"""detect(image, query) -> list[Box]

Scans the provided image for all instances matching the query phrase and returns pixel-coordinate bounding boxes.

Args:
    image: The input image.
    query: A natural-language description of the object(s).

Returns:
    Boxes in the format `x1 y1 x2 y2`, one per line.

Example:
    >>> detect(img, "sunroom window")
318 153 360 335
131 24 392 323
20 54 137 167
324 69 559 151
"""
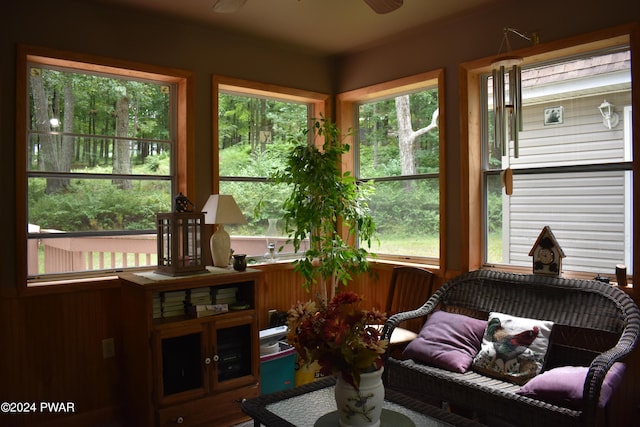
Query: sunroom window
338 70 443 265
20 47 189 283
214 77 327 262
483 46 633 275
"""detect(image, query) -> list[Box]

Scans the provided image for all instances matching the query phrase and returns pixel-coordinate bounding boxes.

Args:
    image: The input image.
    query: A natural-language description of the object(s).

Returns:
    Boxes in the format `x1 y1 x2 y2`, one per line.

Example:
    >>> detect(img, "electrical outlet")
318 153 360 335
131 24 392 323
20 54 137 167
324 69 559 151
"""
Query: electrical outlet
102 338 115 359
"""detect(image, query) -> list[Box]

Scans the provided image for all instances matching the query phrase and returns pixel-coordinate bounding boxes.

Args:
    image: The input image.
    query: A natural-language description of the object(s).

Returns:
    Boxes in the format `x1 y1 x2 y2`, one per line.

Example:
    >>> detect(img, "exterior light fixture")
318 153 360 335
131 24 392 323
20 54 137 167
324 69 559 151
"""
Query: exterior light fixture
598 100 619 129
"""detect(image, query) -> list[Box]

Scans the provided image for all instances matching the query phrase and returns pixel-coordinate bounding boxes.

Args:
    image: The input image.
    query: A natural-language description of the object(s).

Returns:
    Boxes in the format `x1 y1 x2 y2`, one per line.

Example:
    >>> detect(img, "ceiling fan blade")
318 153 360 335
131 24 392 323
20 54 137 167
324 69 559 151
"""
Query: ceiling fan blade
363 0 403 14
212 0 248 13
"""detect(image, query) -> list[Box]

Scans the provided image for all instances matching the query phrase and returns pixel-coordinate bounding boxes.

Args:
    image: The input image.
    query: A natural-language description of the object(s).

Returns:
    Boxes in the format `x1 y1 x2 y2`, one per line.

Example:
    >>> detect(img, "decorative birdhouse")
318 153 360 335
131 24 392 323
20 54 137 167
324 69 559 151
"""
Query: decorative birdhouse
156 197 207 276
528 226 565 277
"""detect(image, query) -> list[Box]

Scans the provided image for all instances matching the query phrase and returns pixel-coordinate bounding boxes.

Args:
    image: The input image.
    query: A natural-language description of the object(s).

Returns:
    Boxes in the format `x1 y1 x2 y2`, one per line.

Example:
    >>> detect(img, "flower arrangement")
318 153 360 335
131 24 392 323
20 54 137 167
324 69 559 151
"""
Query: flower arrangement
286 291 388 390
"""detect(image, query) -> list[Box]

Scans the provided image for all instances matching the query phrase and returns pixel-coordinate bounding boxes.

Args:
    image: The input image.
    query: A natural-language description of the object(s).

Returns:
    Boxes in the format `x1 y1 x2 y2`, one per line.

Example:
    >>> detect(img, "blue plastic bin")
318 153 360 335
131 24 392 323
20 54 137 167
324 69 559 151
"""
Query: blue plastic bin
260 342 296 394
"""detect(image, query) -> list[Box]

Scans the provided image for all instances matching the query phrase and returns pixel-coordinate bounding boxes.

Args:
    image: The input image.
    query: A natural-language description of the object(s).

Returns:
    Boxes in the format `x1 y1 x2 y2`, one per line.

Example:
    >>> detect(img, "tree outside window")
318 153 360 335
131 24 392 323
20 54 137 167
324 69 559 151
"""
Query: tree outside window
339 70 443 264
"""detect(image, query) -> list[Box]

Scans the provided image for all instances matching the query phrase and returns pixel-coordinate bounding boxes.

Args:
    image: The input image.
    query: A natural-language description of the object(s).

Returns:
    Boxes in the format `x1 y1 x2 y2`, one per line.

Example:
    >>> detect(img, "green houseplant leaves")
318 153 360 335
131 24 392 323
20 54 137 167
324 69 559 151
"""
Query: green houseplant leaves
268 116 377 300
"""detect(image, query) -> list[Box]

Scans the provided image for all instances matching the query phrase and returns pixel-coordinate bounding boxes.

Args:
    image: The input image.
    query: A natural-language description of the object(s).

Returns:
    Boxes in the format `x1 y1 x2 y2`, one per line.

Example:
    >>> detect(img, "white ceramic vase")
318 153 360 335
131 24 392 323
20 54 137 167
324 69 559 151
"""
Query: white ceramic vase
334 367 384 427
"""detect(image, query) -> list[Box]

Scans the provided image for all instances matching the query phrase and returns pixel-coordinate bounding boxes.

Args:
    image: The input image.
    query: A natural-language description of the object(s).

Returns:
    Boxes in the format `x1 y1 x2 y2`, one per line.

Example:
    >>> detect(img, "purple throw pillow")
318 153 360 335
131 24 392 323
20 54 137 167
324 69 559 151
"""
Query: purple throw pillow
516 362 626 409
403 310 487 373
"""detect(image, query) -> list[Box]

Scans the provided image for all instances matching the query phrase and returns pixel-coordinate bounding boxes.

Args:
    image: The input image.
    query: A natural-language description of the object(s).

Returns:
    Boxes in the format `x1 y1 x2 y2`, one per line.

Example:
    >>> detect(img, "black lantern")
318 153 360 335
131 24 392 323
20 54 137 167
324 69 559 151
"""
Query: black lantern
156 197 207 276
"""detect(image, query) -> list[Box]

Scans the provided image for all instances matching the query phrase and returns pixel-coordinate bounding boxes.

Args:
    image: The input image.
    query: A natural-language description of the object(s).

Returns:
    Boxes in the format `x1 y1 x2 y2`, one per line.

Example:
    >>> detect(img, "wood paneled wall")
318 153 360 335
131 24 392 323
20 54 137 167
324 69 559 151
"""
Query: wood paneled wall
0 264 414 426
0 285 124 427
2 265 639 426
255 263 399 330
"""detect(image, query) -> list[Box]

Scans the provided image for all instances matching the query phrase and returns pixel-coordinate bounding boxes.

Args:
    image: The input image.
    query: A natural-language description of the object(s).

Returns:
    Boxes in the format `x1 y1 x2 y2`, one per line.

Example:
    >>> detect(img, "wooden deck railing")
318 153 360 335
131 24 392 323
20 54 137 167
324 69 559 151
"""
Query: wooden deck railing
33 234 158 274
29 230 306 275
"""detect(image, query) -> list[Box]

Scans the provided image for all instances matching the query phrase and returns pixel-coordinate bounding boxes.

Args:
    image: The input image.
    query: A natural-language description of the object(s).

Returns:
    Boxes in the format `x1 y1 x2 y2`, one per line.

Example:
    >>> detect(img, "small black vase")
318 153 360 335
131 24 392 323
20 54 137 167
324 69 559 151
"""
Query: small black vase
232 254 247 271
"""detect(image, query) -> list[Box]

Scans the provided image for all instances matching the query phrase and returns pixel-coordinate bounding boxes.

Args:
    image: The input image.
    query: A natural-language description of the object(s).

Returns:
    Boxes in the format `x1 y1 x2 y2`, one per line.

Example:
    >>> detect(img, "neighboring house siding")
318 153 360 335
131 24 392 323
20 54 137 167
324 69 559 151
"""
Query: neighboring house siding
503 90 632 274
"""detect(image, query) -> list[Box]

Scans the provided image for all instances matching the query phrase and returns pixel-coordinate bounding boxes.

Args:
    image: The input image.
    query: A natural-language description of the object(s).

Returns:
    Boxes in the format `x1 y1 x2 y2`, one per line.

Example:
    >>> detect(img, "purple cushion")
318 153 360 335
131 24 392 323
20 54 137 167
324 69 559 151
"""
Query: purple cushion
403 310 487 373
516 363 626 409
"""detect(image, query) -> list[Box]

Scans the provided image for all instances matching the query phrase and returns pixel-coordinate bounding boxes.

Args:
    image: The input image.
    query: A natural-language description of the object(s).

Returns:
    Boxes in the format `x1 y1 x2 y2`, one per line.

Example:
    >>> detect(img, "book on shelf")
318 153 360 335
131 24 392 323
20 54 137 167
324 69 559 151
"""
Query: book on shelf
152 294 163 318
163 305 185 314
190 296 211 305
213 287 237 296
213 295 237 304
189 288 212 307
162 291 186 302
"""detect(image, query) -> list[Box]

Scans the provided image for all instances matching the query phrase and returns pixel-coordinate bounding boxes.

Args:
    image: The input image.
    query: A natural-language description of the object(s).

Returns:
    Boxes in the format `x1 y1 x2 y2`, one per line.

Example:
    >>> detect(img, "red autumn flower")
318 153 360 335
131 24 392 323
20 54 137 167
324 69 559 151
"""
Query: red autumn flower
287 291 388 390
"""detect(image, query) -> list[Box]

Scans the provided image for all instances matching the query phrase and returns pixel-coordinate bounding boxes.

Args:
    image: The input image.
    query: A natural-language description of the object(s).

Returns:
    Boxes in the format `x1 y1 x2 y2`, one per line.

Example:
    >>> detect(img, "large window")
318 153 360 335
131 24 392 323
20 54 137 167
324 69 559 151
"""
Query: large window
213 76 328 261
18 46 191 284
338 70 444 265
464 28 636 280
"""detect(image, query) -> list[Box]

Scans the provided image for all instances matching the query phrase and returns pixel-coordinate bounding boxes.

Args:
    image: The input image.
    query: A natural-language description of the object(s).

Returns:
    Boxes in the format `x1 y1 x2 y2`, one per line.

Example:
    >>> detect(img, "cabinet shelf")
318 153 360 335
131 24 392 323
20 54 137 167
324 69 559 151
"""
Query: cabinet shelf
153 308 255 327
121 268 261 427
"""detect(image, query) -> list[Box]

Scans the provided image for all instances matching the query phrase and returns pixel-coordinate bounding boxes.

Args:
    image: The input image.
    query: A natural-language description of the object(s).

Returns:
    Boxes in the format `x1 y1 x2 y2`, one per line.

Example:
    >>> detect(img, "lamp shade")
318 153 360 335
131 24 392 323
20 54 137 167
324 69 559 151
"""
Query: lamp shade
202 195 247 267
202 194 247 225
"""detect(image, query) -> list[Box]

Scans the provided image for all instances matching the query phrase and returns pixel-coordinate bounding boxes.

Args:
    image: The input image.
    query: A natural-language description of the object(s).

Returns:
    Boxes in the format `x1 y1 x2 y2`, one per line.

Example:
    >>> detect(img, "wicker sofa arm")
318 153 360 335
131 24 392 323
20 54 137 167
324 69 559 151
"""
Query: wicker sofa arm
583 301 640 416
381 290 442 343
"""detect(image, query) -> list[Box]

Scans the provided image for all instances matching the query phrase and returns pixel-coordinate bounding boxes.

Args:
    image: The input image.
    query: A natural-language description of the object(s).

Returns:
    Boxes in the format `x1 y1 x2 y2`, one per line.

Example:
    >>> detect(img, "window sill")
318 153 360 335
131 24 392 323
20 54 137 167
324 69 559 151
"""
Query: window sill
19 273 124 297
481 264 633 292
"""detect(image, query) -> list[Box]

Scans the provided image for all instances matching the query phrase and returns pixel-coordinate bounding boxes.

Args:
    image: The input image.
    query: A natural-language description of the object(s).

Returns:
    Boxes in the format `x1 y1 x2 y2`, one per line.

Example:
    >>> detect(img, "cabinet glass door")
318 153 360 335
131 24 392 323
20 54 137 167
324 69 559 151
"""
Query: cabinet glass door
216 323 252 382
162 333 203 395
154 325 206 403
212 313 257 389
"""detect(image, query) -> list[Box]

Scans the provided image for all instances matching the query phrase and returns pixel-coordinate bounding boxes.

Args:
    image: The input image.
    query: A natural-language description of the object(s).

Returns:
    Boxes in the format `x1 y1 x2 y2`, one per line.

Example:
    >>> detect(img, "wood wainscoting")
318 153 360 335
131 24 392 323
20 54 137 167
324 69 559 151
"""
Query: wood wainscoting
2 264 639 426
254 262 398 331
0 284 124 427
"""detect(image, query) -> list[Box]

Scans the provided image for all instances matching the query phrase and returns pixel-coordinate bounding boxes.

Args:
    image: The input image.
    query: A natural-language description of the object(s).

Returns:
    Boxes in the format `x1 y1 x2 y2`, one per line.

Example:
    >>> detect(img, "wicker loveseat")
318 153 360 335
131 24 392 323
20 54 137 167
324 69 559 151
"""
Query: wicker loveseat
381 270 640 427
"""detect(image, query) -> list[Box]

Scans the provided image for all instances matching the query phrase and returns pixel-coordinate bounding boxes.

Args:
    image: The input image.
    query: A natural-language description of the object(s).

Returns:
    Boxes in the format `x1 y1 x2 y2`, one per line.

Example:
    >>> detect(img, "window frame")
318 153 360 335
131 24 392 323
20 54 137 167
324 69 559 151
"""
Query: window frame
15 45 194 292
461 24 639 290
212 75 330 263
337 69 446 270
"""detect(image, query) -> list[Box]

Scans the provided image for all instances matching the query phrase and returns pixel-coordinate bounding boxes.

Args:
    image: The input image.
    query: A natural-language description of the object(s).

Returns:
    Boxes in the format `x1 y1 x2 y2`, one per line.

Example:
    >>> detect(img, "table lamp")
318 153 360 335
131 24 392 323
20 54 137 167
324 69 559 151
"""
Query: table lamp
203 194 247 267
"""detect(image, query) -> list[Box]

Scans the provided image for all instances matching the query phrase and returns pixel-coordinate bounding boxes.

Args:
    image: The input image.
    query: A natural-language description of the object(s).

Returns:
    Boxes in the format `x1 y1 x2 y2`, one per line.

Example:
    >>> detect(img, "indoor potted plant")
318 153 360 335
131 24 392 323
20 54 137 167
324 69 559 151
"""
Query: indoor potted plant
287 291 388 426
269 116 377 302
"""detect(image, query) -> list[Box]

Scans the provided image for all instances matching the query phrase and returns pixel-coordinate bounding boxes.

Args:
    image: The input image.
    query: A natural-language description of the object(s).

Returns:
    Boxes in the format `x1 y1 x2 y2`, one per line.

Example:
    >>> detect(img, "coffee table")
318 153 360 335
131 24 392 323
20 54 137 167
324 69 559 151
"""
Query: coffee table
241 376 484 427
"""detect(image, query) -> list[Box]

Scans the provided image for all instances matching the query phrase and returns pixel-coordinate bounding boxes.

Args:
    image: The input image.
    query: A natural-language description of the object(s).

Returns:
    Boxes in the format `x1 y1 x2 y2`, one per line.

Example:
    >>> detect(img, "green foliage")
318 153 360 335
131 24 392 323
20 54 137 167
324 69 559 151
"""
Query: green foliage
143 152 170 174
28 158 171 232
268 117 377 297
369 180 439 235
219 88 441 257
486 183 503 233
218 92 307 151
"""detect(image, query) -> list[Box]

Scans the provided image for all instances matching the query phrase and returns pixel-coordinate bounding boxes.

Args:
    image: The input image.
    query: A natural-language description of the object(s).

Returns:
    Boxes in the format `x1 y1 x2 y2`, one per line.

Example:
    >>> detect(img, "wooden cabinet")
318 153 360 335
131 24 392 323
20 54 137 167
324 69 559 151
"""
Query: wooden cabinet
120 268 261 427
